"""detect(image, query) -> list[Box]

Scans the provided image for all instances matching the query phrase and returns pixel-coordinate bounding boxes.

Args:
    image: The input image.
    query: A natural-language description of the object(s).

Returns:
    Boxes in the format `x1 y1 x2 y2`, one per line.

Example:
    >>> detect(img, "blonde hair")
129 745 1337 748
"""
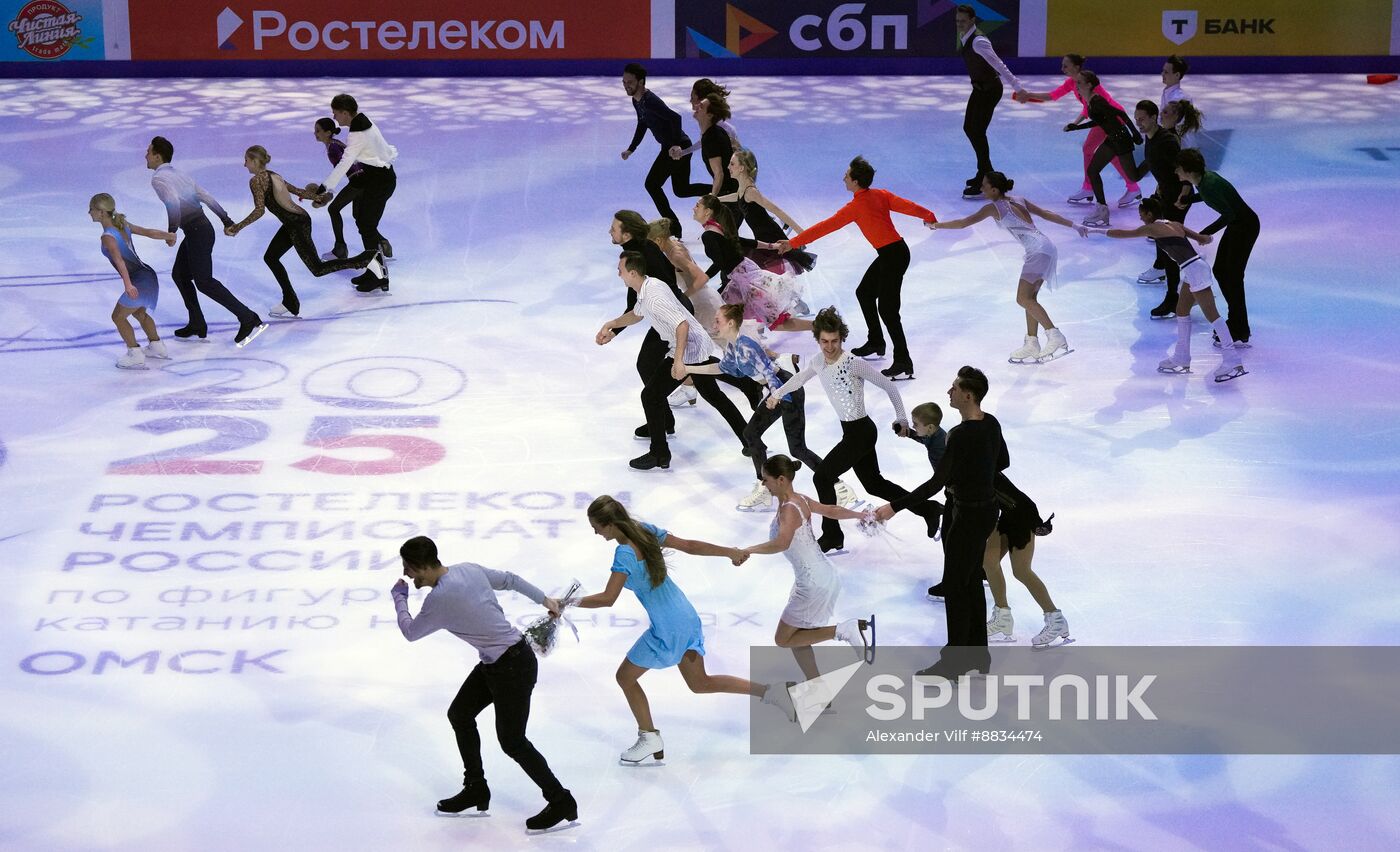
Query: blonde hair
733 148 758 181
587 495 669 588
89 193 128 232
244 145 270 167
646 218 675 243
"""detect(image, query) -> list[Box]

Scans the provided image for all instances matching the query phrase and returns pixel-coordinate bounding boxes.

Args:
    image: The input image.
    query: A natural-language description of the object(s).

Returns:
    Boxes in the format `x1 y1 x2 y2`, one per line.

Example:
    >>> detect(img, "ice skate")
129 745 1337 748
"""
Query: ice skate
926 582 945 602
1008 335 1040 364
1031 610 1074 649
234 321 268 348
835 614 876 664
761 681 797 723
1066 188 1094 204
1037 328 1072 363
268 303 300 319
833 479 858 508
1137 265 1166 284
987 606 1016 642
142 340 171 361
880 362 914 381
321 242 347 261
1081 204 1110 228
115 348 147 370
736 480 774 512
1214 361 1248 383
850 341 885 360
525 791 579 834
667 384 697 407
1149 297 1177 319
1157 349 1191 374
379 237 394 259
1213 333 1252 349
1117 188 1142 208
619 729 664 765
436 782 490 816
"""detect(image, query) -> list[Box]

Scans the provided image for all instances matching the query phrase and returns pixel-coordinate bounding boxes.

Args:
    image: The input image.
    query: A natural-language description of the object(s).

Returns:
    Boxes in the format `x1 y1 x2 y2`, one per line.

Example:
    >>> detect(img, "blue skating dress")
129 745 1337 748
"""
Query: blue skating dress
103 225 159 310
613 524 706 668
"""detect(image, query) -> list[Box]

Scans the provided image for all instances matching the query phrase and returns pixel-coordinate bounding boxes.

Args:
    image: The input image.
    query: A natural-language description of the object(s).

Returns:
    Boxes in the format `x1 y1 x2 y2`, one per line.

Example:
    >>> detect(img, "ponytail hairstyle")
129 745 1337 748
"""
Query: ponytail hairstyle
1170 99 1204 135
646 218 676 243
587 495 669 589
1078 69 1101 91
1063 53 1086 71
983 171 1014 195
244 145 270 168
733 147 759 182
1140 196 1165 220
89 192 129 232
761 454 803 482
700 194 739 252
315 117 340 135
692 77 730 100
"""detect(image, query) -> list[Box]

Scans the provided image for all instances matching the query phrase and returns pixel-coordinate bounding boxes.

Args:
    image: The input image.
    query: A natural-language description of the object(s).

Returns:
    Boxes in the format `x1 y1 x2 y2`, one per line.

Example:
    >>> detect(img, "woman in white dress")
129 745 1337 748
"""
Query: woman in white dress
928 172 1087 364
738 455 875 681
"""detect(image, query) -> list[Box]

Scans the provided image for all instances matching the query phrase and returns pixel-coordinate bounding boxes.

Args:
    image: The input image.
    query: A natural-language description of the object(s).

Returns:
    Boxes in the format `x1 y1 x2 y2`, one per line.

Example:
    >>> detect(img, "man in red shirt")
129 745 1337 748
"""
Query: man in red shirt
776 156 936 380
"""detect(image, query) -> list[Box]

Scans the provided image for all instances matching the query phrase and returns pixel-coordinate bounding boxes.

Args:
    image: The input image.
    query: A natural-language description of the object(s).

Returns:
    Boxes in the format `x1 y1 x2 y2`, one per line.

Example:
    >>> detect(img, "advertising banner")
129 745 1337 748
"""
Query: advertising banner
126 0 652 61
673 0 1019 60
1045 0 1394 57
2 0 105 61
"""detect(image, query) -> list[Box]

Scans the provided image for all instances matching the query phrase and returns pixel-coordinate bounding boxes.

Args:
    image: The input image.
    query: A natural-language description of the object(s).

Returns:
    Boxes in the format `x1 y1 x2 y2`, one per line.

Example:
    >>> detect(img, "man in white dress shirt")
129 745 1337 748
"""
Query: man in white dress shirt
314 93 396 293
955 4 1026 199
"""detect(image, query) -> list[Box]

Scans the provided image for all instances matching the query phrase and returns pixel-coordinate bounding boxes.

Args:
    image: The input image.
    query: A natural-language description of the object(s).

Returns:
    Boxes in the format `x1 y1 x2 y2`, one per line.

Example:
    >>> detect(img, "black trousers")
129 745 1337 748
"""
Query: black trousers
644 143 710 236
349 165 396 253
1152 196 1190 301
856 239 913 365
937 500 999 672
264 214 375 315
964 80 1003 179
328 183 377 249
172 216 257 328
448 639 567 802
814 416 932 545
1213 214 1259 342
743 370 823 479
641 355 748 458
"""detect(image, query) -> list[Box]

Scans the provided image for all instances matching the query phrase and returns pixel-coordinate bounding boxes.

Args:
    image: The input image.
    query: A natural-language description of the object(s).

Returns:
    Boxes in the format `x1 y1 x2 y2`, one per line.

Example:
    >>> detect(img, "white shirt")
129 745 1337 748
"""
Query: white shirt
962 28 1023 92
150 163 231 231
321 114 398 192
631 277 716 364
1160 82 1187 111
772 351 909 425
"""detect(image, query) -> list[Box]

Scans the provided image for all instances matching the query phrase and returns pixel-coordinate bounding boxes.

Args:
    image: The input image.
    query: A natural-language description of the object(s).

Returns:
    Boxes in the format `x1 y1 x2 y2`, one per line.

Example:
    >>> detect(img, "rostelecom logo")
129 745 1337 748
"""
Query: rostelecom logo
217 6 244 50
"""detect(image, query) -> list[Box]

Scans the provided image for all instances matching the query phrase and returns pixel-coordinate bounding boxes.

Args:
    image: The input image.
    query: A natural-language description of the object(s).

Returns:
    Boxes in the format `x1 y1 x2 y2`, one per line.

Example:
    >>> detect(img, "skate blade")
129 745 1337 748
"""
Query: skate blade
822 547 850 557
886 374 915 381
1213 368 1248 383
926 596 945 604
525 819 581 836
1157 366 1191 374
116 363 150 371
1008 356 1039 364
618 758 666 767
1036 348 1074 363
174 336 212 343
1148 313 1177 319
435 810 491 819
235 324 268 348
1031 636 1076 651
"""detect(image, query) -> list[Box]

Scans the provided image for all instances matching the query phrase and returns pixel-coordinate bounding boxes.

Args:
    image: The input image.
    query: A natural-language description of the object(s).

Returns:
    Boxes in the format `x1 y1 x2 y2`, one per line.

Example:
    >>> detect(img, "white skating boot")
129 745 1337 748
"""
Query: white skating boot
761 681 797 723
667 384 697 407
269 303 300 319
1031 610 1073 649
619 729 664 764
143 340 171 361
1038 328 1072 362
115 348 147 370
834 615 876 664
1137 265 1166 284
1081 204 1110 228
1214 354 1248 383
1157 348 1191 374
1008 335 1041 364
833 479 858 507
1117 188 1142 208
1066 188 1094 204
987 606 1015 642
736 480 774 512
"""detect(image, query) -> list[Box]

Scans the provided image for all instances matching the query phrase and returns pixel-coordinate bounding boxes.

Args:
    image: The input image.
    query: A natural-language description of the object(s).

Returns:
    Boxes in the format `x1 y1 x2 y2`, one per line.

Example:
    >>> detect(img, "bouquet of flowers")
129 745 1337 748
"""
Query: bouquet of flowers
523 579 583 658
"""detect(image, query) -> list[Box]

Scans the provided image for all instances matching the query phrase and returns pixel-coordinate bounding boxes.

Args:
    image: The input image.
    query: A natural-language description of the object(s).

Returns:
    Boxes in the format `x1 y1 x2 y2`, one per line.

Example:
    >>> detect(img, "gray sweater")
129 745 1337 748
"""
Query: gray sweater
394 562 548 663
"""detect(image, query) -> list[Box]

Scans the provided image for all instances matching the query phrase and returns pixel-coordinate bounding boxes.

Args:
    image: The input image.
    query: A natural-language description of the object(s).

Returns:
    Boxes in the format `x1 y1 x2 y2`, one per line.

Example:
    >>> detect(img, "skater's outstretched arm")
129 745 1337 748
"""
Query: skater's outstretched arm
665 534 746 565
745 186 804 233
576 572 628 609
740 502 802 556
1102 221 1176 240
803 494 867 521
1183 225 1211 244
850 358 909 426
768 361 819 407
596 311 644 344
929 205 994 230
125 223 176 244
1024 199 1087 234
227 173 270 236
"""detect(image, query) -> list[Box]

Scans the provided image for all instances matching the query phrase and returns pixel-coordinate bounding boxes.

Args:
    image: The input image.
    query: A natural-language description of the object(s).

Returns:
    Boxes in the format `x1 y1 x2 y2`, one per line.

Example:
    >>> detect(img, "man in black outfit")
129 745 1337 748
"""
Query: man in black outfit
620 62 709 237
1129 100 1187 318
955 5 1025 198
876 366 1007 679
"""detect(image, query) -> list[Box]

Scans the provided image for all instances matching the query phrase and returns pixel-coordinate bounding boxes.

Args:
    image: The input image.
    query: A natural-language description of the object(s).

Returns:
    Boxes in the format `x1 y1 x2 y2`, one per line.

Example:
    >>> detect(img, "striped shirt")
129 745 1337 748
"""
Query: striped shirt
150 163 232 232
393 562 548 663
631 277 717 364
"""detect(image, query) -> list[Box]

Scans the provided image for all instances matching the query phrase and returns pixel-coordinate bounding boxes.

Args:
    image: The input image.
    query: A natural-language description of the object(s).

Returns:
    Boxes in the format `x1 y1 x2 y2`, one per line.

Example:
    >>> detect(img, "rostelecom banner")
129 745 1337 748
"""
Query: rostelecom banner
1046 0 1393 56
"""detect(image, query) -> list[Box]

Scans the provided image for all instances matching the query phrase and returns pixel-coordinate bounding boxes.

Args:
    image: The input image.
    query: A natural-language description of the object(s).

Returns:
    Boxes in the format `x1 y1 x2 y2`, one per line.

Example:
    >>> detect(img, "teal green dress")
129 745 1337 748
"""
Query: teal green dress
613 523 706 668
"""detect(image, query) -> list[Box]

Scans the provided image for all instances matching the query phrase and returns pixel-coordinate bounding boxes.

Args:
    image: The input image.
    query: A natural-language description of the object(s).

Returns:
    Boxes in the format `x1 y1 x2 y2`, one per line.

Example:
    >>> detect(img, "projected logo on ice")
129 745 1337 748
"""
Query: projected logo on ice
7 0 89 59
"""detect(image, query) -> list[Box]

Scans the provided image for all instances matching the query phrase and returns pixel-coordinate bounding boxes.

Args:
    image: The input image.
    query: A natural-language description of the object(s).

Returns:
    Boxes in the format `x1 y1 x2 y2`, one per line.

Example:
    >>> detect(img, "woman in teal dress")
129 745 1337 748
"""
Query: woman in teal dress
577 495 794 764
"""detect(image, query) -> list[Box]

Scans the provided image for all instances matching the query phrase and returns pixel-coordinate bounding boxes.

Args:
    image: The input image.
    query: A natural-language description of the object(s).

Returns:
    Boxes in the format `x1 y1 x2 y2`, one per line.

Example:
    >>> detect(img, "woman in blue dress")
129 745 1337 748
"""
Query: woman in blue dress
576 495 794 763
88 193 175 370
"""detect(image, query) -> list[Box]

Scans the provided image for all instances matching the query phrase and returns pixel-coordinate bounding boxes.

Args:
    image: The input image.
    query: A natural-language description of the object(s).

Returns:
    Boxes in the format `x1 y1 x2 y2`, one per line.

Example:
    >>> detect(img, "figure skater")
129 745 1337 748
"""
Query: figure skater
312 116 391 261
1096 197 1246 382
775 157 938 380
1176 147 1259 347
620 63 709 238
89 193 175 370
576 496 794 760
225 146 386 316
1062 73 1143 228
928 172 1086 364
982 475 1069 647
694 195 810 334
1015 54 1142 207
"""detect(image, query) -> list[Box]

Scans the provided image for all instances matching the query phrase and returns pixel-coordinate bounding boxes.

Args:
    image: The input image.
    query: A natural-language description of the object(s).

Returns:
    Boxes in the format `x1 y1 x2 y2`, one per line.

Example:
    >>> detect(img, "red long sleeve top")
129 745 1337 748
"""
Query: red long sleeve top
789 187 937 250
